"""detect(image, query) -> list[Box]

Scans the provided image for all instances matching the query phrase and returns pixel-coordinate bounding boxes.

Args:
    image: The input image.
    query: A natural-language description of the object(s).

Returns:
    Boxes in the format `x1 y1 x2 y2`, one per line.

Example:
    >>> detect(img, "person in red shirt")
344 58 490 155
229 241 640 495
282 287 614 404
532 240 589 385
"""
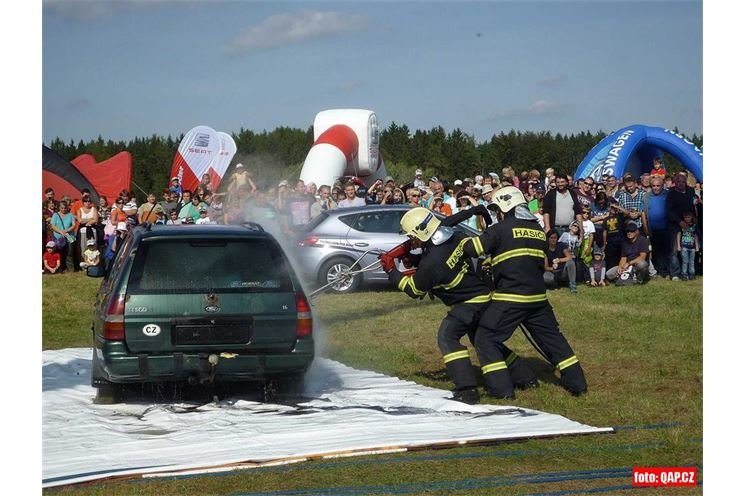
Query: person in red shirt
650 158 667 177
43 241 61 274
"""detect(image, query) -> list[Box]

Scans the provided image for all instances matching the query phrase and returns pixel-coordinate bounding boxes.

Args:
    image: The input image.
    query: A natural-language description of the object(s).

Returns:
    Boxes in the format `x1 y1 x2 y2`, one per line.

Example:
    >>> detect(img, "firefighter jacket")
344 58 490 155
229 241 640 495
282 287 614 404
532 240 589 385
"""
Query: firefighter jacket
388 231 492 307
479 215 549 304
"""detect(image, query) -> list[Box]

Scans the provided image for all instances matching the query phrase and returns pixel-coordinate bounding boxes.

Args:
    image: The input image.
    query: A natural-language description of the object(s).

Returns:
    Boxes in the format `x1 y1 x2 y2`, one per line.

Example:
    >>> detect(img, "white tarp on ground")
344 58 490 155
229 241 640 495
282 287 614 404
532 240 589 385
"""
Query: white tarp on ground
43 348 612 488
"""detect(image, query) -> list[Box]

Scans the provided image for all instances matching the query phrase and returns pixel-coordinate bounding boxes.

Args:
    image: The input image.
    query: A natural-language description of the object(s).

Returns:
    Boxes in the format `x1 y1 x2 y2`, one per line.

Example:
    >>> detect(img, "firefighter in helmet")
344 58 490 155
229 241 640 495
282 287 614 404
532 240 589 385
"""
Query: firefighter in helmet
380 207 537 404
473 186 588 398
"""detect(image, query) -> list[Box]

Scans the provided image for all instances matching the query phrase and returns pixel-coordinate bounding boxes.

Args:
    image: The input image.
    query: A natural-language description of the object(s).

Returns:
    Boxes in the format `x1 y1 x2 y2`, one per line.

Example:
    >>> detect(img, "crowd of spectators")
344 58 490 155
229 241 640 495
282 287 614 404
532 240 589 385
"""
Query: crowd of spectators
42 163 703 291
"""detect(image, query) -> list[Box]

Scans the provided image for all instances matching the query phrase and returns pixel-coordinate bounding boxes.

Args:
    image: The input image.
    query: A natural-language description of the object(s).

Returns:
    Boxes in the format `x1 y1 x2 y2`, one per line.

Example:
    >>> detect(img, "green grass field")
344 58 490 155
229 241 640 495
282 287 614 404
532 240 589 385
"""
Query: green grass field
43 273 702 495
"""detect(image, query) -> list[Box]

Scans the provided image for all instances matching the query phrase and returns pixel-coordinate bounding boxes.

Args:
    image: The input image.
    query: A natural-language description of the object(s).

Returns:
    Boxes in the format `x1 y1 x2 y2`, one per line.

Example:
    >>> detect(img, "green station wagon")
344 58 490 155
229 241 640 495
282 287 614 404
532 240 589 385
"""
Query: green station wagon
87 223 315 403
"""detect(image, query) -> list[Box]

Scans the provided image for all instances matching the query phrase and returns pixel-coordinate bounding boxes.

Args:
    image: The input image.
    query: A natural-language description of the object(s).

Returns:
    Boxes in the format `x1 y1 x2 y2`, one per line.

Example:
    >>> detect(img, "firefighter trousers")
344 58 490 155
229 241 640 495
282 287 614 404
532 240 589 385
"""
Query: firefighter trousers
474 300 587 396
438 302 536 393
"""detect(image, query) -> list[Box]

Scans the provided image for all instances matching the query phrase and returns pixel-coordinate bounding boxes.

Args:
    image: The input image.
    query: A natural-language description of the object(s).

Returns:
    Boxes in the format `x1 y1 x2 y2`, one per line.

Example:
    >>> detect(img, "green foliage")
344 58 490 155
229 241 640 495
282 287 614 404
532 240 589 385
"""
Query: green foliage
46 124 703 204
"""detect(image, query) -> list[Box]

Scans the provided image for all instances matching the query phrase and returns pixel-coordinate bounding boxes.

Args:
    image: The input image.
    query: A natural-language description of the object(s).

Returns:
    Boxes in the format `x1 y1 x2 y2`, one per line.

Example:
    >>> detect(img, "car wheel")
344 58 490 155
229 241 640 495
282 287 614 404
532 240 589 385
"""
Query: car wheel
318 256 362 294
91 348 123 404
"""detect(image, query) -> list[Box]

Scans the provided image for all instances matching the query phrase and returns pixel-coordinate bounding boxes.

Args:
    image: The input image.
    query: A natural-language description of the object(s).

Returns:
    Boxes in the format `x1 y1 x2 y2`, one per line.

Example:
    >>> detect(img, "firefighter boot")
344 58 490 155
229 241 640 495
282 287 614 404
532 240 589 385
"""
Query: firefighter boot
452 387 480 405
483 369 515 400
559 362 588 396
508 355 539 390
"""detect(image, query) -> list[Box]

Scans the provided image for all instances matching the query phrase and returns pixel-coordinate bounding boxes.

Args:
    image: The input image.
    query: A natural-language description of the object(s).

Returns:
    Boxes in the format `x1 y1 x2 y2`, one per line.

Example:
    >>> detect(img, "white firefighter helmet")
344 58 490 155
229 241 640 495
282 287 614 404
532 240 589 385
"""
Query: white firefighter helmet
400 207 442 242
492 186 527 213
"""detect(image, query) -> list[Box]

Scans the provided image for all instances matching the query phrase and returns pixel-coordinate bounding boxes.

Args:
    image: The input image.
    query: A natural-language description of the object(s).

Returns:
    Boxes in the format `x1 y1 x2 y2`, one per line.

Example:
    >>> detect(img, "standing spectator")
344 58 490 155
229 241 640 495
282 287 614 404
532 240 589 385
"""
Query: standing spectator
179 193 203 223
49 201 78 272
120 191 138 224
606 222 650 284
544 168 555 191
406 188 423 207
109 197 129 229
578 208 596 283
615 173 649 235
676 210 700 281
43 187 56 210
501 167 519 188
310 185 337 218
225 164 251 198
43 241 61 275
338 182 366 208
208 193 226 224
542 174 584 238
518 171 530 193
391 187 406 205
606 175 621 199
159 190 179 216
105 222 129 267
543 229 577 293
138 193 165 224
413 169 426 190
650 157 667 177
647 176 670 278
429 193 452 216
590 192 611 250
640 173 652 193
282 180 315 233
76 195 99 261
666 172 698 280
97 196 111 225
199 173 213 194
603 206 626 270
574 176 595 210
588 248 607 287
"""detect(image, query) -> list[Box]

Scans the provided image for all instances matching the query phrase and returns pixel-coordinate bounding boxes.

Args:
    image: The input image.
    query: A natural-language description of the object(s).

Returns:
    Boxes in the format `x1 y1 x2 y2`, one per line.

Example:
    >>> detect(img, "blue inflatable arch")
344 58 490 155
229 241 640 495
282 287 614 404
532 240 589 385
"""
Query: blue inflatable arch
574 125 703 183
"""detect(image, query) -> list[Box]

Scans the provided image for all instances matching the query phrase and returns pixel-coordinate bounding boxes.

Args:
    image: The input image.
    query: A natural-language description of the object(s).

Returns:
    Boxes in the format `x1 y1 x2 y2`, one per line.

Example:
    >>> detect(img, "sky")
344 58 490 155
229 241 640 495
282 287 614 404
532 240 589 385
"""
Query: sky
42 0 703 145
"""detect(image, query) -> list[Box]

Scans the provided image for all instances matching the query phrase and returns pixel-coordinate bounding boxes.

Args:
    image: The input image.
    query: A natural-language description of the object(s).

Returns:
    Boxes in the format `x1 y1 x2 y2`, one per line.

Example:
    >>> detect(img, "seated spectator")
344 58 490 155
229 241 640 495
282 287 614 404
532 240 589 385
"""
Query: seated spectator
588 248 607 287
79 239 101 270
195 206 213 224
166 210 181 225
606 222 650 284
43 241 61 275
543 229 577 293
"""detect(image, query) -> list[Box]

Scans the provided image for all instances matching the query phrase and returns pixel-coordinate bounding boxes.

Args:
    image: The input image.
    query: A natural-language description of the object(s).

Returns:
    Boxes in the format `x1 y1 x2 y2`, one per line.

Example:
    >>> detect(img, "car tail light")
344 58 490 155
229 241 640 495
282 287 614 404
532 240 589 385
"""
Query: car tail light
103 294 126 340
295 292 313 337
298 237 319 247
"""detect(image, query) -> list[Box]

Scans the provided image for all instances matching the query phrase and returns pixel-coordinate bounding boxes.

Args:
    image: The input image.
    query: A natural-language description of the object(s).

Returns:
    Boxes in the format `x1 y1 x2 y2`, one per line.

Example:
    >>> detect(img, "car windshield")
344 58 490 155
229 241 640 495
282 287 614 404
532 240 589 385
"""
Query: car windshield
127 238 293 294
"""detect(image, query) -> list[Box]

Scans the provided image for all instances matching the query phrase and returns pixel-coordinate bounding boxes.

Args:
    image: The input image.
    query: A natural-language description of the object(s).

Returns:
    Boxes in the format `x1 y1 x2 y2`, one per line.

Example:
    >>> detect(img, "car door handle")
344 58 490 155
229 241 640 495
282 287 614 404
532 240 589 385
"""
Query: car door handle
354 242 369 247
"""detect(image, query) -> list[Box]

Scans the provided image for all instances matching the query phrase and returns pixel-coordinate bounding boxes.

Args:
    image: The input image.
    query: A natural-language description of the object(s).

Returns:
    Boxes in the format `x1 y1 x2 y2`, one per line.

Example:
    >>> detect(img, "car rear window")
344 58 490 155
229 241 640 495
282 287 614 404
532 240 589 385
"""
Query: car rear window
127 237 294 294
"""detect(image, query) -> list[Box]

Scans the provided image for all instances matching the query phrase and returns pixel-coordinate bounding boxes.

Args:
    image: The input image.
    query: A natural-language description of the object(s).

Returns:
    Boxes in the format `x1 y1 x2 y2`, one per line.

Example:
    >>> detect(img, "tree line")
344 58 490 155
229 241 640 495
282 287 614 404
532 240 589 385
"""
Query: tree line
47 125 703 202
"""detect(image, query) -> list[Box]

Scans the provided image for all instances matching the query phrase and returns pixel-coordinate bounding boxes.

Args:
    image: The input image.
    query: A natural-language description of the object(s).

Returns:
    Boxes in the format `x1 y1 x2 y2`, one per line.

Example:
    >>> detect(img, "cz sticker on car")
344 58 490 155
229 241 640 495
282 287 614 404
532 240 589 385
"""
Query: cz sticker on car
142 324 161 337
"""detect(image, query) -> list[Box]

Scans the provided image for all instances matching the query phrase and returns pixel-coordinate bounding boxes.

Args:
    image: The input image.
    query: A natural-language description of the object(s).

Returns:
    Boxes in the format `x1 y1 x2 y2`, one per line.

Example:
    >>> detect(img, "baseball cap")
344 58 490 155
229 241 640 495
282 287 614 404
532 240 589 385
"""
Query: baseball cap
624 222 639 232
86 239 95 246
475 175 484 182
171 176 179 181
429 176 439 183
278 180 288 187
454 179 463 186
488 172 499 179
622 172 636 182
481 184 493 195
116 221 128 231
199 207 208 213
235 163 244 168
183 217 195 224
46 241 56 248
415 169 423 176
593 248 604 256
385 175 395 183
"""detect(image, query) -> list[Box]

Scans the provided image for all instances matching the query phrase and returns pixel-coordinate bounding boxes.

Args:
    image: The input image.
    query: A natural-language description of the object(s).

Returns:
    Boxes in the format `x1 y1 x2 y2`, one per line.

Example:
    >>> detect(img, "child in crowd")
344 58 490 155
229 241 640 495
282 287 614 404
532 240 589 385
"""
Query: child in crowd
79 239 100 269
677 210 700 281
195 207 213 224
588 248 607 287
559 221 582 271
43 241 61 274
579 208 596 283
169 177 182 199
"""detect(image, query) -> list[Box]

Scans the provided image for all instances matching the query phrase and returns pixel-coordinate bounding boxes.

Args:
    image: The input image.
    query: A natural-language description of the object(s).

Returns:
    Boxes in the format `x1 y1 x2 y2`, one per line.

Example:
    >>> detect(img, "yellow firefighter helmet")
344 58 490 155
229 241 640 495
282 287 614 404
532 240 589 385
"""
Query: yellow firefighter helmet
400 207 442 242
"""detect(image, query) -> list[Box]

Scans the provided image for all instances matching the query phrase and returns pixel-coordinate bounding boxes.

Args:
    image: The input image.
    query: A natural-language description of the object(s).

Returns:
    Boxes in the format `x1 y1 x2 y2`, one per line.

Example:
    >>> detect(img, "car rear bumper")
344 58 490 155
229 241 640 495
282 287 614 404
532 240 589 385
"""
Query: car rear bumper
94 338 314 384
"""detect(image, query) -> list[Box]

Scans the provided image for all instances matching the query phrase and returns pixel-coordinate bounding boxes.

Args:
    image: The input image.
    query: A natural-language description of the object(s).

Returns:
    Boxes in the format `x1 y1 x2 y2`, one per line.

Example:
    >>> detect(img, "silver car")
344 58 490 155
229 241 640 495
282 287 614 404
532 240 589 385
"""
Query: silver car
290 205 480 294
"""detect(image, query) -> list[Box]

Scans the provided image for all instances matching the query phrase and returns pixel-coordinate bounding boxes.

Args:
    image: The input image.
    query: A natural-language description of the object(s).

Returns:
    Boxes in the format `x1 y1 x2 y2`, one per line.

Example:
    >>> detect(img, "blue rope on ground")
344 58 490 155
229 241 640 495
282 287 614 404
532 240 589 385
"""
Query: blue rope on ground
233 467 635 496
611 422 683 431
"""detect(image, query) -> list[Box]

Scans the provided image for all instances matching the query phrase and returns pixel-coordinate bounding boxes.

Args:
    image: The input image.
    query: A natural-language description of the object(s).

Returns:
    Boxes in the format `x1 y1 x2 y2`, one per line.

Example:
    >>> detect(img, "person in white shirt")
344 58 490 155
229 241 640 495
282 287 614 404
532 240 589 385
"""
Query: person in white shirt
195 207 214 224
338 183 366 208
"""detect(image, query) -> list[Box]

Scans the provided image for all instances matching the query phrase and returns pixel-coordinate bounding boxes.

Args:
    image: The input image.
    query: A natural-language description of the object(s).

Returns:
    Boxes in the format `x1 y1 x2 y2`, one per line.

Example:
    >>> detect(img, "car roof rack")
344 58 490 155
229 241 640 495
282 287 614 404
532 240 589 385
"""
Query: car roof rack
241 221 265 233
